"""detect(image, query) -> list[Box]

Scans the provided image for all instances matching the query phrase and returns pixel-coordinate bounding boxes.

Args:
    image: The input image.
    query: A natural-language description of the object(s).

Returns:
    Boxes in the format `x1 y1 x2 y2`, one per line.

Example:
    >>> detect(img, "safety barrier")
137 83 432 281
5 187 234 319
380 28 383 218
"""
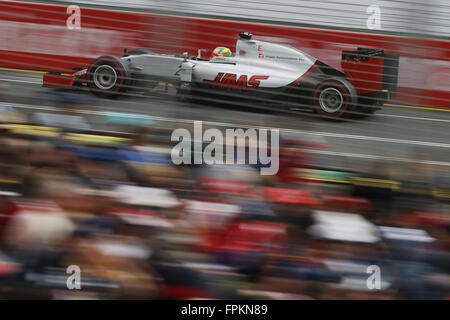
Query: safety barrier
0 1 448 107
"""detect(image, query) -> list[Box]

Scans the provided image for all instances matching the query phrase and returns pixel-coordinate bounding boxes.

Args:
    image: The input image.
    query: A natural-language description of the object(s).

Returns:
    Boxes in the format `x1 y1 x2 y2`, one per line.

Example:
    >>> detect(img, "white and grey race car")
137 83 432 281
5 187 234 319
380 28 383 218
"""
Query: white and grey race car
43 32 399 118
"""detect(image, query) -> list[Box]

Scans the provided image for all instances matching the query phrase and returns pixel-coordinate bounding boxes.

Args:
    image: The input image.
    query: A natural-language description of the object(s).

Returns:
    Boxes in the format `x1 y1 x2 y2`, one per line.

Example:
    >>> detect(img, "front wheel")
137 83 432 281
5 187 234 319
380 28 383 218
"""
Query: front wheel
313 80 354 119
87 55 128 98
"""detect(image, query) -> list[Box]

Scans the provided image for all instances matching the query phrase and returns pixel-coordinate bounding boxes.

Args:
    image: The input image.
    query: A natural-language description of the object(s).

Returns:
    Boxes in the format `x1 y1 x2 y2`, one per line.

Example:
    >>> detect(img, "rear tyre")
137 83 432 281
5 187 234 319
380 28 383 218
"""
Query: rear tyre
313 80 354 119
87 55 128 98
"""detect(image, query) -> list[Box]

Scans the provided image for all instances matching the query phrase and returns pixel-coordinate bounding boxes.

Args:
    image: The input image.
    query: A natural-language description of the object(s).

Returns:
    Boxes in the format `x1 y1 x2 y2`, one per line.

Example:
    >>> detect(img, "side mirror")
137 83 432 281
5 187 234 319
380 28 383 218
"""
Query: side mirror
181 52 188 61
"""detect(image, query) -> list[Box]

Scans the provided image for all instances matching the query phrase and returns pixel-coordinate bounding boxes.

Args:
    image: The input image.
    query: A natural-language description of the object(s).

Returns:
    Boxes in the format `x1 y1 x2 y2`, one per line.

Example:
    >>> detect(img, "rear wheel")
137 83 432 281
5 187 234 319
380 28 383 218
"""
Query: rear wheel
313 81 352 119
87 55 128 98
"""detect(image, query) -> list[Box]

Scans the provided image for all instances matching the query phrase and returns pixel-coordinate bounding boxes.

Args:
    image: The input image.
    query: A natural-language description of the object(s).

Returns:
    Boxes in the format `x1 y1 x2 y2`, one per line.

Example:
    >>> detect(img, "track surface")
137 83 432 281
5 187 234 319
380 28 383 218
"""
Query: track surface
0 69 449 171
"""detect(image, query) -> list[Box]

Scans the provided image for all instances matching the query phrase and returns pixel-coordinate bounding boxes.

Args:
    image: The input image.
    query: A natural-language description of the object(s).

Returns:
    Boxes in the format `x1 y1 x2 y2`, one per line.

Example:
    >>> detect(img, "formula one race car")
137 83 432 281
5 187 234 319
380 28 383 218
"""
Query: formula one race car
43 32 399 119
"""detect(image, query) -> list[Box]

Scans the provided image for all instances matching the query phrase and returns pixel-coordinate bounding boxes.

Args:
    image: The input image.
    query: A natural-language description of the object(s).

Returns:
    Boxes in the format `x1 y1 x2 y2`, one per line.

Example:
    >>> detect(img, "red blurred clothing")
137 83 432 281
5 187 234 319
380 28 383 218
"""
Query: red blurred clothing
277 147 316 183
0 199 20 242
200 218 288 255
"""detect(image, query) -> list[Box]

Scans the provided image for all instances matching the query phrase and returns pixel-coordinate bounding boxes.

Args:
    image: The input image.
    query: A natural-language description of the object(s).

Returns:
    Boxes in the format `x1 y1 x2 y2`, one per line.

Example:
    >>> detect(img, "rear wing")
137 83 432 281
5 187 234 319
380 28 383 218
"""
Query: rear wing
342 48 399 98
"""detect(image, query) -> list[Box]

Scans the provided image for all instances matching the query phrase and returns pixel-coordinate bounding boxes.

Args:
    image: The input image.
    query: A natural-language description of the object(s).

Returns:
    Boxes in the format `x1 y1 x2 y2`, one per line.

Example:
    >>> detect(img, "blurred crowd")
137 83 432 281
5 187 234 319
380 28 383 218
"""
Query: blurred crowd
0 94 448 300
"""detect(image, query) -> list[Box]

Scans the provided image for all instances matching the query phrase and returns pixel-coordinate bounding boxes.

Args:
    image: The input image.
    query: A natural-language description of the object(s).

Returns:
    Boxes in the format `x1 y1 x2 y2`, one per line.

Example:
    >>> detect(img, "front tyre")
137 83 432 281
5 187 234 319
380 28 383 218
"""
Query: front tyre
313 80 355 119
87 55 128 98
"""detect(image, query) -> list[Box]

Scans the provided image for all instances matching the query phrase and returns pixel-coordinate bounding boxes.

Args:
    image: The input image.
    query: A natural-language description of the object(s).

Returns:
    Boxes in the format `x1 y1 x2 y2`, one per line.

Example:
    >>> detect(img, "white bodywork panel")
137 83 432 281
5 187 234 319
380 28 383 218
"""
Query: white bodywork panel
122 54 184 78
121 38 317 89
194 39 317 88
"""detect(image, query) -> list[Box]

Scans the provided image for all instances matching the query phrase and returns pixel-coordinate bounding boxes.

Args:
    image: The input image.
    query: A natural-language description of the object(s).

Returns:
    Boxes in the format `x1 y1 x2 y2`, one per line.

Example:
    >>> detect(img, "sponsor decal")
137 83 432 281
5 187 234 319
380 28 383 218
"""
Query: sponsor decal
265 55 304 61
203 73 269 90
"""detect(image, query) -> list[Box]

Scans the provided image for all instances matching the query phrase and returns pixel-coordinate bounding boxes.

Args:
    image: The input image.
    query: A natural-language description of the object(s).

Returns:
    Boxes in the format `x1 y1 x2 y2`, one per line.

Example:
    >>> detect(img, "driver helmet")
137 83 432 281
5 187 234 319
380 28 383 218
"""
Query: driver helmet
211 47 232 58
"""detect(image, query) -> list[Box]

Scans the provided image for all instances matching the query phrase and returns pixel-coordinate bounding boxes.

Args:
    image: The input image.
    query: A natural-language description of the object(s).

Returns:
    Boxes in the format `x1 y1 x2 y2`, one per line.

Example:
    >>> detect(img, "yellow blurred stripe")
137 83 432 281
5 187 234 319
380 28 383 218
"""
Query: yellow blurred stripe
0 67 47 74
0 67 71 76
64 133 130 144
351 177 401 190
385 103 450 112
433 188 450 199
0 124 60 137
0 179 20 184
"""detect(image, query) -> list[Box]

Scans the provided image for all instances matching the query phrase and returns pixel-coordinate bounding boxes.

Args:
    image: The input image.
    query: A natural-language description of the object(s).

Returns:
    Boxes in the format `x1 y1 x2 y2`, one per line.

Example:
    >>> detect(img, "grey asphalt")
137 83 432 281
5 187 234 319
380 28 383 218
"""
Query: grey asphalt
0 69 449 172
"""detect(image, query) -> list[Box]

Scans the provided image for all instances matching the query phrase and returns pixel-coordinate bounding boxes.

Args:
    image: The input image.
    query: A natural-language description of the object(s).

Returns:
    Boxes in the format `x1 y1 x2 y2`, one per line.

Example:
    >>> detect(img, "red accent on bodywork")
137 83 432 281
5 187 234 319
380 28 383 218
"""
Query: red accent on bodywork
235 74 248 90
247 75 269 90
342 56 384 94
203 73 268 90
42 73 76 87
73 69 87 81
203 72 224 88
220 73 237 89
287 60 320 93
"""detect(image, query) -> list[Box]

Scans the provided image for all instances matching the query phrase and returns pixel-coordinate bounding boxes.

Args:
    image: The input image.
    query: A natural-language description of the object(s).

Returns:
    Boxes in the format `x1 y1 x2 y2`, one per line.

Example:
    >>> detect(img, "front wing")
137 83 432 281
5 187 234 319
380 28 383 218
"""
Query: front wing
43 69 87 88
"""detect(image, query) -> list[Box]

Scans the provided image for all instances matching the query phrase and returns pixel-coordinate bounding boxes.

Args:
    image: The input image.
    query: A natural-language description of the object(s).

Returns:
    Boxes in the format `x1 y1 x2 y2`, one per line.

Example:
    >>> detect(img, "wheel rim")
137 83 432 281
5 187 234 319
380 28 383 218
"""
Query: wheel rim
319 87 344 114
93 65 117 90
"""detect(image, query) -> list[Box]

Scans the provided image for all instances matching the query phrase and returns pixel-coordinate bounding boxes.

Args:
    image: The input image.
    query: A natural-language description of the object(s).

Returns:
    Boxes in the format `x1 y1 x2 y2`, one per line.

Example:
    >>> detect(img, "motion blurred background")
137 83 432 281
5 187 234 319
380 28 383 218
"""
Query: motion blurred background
0 0 448 299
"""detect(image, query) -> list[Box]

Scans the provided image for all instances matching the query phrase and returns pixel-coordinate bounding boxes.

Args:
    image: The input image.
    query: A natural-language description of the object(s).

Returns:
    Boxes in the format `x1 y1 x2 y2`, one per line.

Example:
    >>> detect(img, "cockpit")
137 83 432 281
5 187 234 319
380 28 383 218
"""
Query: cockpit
187 32 316 66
